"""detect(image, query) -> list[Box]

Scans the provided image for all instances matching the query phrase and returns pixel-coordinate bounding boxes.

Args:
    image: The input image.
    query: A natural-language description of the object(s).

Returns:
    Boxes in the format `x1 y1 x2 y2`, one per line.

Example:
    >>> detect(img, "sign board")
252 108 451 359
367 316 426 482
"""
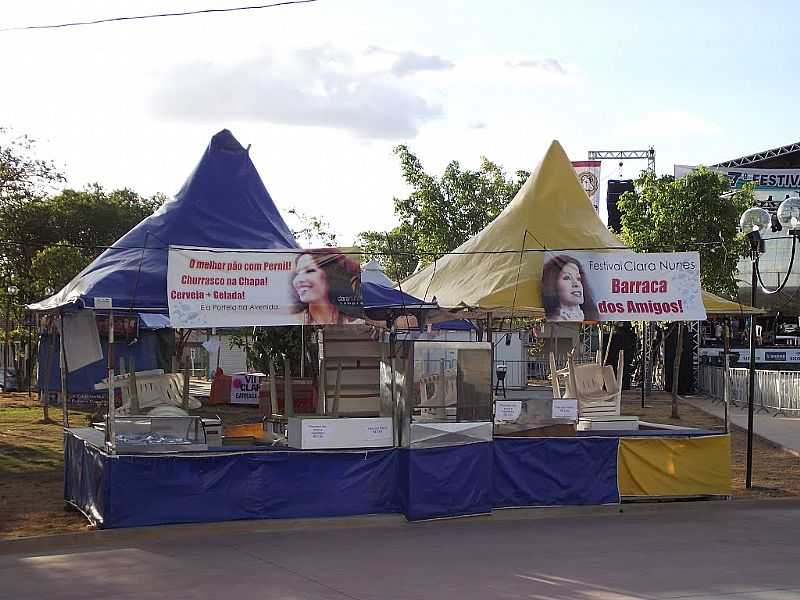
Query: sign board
675 165 800 211
494 400 523 423
287 417 394 449
552 398 578 420
572 160 602 212
167 246 363 328
94 297 113 310
230 373 263 405
700 347 800 364
675 165 800 191
541 251 706 322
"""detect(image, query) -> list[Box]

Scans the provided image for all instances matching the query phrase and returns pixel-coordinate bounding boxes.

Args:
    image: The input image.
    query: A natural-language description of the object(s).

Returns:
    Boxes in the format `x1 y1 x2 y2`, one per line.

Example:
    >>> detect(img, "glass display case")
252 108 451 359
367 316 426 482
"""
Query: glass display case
111 415 208 453
381 339 494 447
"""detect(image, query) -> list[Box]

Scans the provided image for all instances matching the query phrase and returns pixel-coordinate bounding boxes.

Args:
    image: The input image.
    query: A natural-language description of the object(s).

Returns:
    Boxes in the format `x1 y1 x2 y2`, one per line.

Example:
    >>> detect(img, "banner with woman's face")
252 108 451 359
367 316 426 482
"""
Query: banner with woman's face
167 246 364 328
541 251 706 322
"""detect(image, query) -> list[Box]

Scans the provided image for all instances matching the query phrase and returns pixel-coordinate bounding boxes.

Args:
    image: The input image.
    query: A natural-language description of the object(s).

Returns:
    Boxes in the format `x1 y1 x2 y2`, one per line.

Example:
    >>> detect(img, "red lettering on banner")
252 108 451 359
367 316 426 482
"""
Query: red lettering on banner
611 279 668 294
598 301 625 313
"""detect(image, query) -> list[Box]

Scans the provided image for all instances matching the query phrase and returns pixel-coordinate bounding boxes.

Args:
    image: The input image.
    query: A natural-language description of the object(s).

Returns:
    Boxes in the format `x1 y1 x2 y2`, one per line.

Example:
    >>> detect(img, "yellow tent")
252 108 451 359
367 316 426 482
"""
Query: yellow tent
401 140 760 317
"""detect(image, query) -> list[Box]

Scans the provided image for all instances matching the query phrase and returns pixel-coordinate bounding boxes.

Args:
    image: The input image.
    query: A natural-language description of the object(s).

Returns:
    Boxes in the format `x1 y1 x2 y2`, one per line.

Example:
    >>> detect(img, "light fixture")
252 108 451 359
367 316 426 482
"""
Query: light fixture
739 207 771 235
777 196 800 236
738 201 800 491
770 213 783 233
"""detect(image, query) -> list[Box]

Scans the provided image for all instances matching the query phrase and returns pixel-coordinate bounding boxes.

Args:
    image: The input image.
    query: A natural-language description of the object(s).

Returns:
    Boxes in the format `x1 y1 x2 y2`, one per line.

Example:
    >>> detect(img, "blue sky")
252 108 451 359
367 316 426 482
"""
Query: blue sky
1 0 797 243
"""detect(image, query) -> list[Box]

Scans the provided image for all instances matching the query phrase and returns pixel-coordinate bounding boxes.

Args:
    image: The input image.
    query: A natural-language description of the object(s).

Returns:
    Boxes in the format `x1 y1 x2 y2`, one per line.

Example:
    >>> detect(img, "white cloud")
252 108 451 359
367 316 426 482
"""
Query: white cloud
365 46 454 77
619 110 721 139
451 55 581 87
152 45 449 139
505 57 567 75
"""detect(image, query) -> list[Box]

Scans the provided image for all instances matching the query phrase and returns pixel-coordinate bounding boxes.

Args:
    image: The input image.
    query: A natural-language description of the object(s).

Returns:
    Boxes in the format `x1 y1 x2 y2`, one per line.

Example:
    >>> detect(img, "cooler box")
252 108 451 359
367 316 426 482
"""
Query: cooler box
288 416 393 449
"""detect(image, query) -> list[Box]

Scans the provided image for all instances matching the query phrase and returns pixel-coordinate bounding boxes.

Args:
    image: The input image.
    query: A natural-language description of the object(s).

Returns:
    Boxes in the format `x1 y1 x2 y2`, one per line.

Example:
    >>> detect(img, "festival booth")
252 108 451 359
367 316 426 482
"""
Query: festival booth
52 134 743 529
399 140 748 507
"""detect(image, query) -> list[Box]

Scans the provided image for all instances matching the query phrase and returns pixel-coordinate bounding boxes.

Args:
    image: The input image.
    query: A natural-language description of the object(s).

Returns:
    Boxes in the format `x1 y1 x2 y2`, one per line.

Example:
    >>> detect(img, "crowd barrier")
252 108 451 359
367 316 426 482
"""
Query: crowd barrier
698 365 800 415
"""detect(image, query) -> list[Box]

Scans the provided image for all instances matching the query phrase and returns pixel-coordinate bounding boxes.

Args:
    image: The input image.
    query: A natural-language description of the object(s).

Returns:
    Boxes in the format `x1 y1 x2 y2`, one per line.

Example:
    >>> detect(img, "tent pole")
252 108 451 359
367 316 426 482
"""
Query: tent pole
107 310 116 453
59 312 70 428
40 325 57 422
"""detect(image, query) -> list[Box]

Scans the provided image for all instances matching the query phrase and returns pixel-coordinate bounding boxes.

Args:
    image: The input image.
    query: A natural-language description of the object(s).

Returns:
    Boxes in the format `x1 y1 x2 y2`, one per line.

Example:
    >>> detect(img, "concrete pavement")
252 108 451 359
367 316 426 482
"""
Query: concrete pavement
686 395 800 454
3 500 800 599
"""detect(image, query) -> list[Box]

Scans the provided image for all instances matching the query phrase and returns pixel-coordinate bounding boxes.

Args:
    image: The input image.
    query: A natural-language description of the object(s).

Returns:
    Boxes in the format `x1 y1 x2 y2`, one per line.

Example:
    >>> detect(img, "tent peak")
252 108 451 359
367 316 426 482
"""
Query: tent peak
209 129 246 154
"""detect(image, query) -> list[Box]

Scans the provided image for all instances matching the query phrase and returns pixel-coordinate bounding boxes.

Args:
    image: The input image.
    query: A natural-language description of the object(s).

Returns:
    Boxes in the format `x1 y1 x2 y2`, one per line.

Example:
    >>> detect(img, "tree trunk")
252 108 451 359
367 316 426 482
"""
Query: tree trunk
671 322 684 419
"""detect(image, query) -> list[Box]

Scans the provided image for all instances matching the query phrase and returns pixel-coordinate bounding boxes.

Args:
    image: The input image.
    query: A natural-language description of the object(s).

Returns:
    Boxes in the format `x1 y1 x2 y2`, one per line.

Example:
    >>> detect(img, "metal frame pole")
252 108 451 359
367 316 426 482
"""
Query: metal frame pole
746 254 757 489
641 322 647 408
3 289 9 392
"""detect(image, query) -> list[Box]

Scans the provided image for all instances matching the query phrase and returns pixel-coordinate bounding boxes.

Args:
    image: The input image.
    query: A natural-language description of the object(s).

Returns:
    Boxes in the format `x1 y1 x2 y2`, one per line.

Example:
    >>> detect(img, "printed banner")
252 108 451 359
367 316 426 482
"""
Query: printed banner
231 373 262 405
674 164 800 190
168 246 364 328
541 251 706 322
675 164 800 211
572 160 602 212
700 347 800 364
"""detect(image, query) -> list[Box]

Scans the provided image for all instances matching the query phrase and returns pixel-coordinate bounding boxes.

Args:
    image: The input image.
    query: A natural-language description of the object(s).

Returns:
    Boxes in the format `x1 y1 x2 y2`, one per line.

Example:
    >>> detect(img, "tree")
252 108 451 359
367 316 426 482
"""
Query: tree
0 128 64 207
617 167 754 418
617 167 753 299
358 145 529 280
287 208 339 247
0 184 166 302
29 242 91 295
230 326 316 379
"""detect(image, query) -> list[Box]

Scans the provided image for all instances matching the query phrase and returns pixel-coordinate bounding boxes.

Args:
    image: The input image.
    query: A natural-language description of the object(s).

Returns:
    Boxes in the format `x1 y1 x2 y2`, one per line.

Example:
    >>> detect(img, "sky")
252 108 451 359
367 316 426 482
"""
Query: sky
1 0 798 244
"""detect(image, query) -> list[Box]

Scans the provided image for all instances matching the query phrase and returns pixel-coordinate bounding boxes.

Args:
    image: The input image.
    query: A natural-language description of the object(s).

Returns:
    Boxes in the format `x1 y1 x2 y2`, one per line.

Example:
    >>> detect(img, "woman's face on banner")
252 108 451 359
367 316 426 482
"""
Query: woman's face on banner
557 262 584 307
293 254 329 304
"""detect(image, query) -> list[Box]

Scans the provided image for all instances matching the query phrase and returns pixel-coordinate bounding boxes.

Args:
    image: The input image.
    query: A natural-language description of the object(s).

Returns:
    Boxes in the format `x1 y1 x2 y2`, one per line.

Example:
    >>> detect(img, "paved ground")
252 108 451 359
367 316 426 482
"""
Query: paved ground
686 395 800 454
3 500 800 599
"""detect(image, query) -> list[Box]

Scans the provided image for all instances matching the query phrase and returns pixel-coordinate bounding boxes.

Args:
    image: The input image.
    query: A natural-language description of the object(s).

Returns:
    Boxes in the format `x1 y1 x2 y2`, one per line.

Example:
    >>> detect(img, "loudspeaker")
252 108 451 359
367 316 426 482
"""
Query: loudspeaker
606 179 635 233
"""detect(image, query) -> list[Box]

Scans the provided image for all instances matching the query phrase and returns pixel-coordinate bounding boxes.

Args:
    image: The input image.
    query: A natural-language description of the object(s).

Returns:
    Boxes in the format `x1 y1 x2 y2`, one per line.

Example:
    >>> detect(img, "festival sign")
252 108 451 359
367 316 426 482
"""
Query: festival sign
231 373 262 405
572 160 602 212
541 251 706 322
167 246 364 328
674 164 800 190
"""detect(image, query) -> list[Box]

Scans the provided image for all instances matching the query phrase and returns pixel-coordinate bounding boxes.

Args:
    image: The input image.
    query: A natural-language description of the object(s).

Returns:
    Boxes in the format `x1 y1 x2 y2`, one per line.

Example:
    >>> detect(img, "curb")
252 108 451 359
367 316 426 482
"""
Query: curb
682 395 800 458
3 497 800 556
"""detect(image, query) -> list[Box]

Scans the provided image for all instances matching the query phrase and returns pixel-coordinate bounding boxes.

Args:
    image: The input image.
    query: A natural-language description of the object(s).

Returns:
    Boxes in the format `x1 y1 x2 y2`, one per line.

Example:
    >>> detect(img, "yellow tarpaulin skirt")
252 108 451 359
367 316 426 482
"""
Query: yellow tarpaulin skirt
618 435 731 497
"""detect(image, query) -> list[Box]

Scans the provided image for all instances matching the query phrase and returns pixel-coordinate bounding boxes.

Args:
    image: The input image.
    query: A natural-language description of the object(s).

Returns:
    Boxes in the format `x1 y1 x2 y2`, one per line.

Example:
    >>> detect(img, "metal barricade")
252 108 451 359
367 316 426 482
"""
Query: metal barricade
697 364 800 415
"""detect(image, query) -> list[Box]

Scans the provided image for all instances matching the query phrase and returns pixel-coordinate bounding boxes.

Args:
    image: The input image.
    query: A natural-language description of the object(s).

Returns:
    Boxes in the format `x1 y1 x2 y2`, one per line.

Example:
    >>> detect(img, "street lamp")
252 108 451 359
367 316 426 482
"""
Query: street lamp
739 198 800 489
3 284 19 392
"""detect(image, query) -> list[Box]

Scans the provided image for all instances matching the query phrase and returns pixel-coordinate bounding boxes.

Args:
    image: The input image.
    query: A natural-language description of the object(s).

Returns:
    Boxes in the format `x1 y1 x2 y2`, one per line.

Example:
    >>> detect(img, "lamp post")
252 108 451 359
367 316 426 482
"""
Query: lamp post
3 284 19 392
739 197 800 489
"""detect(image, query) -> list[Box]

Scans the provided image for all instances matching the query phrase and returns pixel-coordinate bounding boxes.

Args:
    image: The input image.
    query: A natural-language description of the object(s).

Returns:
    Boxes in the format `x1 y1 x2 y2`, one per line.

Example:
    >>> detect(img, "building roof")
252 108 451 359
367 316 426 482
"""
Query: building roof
714 141 800 169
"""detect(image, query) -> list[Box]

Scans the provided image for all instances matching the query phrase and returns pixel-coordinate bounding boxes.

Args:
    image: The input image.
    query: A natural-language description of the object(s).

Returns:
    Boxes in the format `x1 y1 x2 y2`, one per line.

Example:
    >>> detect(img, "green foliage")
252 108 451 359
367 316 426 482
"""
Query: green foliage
357 225 418 283
0 128 64 207
230 326 317 379
287 208 339 247
29 242 91 296
358 145 528 280
617 167 753 298
0 183 166 302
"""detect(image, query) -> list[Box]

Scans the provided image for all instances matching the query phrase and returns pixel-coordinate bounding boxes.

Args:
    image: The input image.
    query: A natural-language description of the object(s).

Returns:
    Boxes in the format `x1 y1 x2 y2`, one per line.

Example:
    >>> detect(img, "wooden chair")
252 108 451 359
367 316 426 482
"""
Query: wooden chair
567 352 624 418
549 351 624 417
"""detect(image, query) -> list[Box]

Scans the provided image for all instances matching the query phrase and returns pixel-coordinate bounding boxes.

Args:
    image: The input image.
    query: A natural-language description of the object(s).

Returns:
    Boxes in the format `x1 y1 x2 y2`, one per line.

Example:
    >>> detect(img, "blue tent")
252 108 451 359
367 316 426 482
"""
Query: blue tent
29 128 435 319
38 314 173 404
29 130 298 313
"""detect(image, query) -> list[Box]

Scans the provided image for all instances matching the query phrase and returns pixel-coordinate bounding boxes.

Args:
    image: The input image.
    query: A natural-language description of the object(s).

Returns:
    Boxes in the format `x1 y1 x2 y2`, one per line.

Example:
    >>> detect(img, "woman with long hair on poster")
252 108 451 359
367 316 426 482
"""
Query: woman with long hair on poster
290 250 363 325
541 254 599 321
